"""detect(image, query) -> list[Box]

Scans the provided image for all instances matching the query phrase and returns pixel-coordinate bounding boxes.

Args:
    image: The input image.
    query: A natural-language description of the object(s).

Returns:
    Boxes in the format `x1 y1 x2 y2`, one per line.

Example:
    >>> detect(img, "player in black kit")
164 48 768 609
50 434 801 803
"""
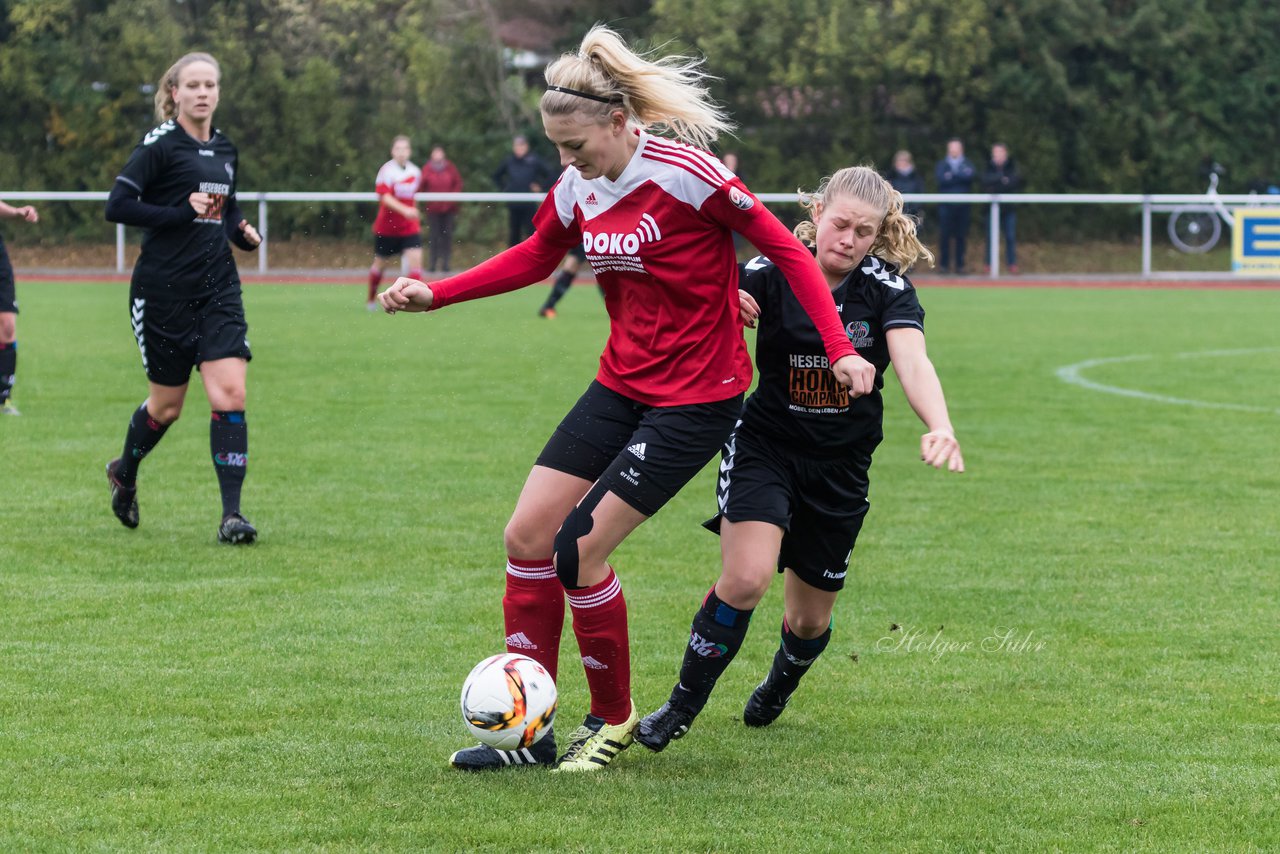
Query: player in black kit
104 52 262 544
0 198 39 416
637 166 965 751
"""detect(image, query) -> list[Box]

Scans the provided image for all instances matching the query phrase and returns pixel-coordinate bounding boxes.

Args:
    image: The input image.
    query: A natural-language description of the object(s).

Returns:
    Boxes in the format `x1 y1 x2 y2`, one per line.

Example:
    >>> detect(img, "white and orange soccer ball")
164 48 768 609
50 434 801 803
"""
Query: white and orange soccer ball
459 653 558 750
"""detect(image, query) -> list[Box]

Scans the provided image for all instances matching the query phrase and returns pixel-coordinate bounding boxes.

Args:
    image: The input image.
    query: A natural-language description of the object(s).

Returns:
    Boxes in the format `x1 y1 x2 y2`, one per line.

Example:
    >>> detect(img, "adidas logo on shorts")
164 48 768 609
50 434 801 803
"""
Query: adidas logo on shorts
626 442 646 461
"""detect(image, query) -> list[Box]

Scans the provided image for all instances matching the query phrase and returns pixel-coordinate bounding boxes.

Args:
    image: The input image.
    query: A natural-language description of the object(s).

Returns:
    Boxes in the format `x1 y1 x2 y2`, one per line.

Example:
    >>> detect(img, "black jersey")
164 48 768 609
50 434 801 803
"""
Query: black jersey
107 120 252 299
739 252 925 454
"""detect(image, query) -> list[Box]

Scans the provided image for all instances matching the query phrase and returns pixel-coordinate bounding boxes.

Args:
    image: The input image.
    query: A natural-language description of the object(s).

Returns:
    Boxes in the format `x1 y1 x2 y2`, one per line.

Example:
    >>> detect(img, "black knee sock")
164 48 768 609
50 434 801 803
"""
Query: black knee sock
0 341 15 404
763 618 832 696
210 410 248 517
673 587 754 713
543 269 574 310
118 402 171 486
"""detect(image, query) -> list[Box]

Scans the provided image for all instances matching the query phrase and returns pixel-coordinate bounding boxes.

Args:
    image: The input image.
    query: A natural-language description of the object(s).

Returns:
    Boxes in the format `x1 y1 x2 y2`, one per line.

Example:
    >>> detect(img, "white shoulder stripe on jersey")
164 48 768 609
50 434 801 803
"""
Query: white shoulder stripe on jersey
645 137 731 186
115 175 143 193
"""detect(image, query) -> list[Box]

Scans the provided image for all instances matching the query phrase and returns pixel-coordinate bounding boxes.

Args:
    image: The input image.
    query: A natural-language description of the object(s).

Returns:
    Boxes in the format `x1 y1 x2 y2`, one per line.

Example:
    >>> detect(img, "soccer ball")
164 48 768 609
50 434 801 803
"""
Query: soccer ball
459 653 557 750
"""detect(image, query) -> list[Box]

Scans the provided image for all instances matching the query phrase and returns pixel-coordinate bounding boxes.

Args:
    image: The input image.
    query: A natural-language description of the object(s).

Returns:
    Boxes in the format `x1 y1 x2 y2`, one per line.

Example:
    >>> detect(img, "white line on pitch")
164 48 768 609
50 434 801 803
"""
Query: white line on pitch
1054 348 1280 414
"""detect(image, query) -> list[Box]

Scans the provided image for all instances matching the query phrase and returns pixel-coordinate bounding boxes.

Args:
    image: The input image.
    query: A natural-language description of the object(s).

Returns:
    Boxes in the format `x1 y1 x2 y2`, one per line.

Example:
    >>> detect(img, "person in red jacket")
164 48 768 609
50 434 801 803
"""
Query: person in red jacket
378 25 875 773
367 136 423 310
419 145 463 274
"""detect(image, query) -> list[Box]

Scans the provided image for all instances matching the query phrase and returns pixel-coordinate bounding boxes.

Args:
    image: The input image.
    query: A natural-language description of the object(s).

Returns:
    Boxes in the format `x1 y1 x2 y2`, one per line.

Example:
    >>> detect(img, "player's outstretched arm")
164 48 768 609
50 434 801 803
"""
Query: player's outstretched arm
379 277 434 313
886 327 964 473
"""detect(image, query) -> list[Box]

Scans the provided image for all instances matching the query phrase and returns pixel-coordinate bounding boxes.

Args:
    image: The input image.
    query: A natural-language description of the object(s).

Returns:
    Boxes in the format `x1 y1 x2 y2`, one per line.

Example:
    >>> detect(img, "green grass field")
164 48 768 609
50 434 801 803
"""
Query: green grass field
2 280 1277 851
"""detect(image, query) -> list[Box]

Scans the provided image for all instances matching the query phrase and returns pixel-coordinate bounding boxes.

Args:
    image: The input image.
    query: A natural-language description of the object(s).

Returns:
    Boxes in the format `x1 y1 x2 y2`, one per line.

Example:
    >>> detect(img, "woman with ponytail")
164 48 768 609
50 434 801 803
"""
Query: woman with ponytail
104 52 261 545
379 26 875 772
636 166 964 752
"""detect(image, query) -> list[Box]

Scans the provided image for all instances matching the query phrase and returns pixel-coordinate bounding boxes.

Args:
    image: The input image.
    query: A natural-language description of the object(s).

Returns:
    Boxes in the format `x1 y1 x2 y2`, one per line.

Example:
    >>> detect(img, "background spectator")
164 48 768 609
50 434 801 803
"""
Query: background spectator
887 150 925 224
934 138 976 274
420 145 463 273
982 142 1023 273
492 135 550 247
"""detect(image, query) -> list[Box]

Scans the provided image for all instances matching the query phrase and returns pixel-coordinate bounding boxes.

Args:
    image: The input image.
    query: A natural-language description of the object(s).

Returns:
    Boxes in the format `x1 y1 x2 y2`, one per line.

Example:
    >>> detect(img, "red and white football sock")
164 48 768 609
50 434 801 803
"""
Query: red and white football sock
502 556 564 681
367 265 383 302
567 567 631 725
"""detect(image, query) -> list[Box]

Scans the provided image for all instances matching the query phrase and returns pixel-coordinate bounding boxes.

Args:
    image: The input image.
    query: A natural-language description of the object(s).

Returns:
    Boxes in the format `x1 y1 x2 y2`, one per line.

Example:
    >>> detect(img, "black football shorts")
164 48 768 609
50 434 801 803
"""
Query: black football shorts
0 235 16 314
537 380 743 517
129 287 252 387
707 424 872 592
374 233 423 258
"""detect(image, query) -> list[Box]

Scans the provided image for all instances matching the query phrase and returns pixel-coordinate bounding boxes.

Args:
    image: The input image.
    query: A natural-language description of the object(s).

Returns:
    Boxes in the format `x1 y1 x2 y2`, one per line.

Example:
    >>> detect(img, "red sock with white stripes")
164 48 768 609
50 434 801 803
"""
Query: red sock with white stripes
502 557 564 681
367 265 383 302
566 567 631 724
408 267 424 282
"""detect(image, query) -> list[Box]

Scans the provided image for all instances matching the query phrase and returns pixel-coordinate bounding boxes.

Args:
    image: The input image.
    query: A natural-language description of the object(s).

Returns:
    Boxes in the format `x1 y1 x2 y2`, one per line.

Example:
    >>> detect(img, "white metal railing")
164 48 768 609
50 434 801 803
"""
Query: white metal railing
3 190 1278 278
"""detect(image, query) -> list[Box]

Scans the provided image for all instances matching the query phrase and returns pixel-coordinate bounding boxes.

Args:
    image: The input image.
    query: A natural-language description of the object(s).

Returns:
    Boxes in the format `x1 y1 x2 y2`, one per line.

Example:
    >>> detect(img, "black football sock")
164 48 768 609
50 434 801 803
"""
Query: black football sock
673 586 754 713
764 618 832 696
210 410 248 517
542 269 573 310
0 341 15 404
118 402 172 486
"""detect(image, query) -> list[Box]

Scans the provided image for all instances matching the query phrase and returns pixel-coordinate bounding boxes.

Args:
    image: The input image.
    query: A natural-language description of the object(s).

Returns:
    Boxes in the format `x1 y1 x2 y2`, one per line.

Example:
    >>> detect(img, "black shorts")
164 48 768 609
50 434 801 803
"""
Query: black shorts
0 235 16 314
374 233 422 258
707 425 872 592
536 380 743 517
567 243 587 262
130 288 252 387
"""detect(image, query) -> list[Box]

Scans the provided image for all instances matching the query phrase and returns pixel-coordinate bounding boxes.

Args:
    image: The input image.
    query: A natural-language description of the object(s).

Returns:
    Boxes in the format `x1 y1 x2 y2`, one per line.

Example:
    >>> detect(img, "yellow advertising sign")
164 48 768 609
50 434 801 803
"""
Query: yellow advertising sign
1232 208 1280 276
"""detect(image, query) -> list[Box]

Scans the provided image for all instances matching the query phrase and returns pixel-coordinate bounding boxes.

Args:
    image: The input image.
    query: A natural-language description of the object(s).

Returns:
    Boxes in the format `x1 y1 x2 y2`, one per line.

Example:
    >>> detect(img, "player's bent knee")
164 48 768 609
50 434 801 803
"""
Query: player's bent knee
787 613 833 639
552 481 610 589
503 518 553 559
717 571 773 609
151 406 182 425
552 505 594 589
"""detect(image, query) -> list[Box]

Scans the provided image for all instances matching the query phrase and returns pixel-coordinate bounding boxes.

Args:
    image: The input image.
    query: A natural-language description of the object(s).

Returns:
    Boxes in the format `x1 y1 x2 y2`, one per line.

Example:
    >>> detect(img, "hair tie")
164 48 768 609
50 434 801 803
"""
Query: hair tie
546 85 622 104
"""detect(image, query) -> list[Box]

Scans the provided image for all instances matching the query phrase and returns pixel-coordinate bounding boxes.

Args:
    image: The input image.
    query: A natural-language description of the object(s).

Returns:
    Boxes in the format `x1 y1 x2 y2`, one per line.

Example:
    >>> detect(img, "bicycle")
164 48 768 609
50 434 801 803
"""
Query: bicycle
1167 164 1233 254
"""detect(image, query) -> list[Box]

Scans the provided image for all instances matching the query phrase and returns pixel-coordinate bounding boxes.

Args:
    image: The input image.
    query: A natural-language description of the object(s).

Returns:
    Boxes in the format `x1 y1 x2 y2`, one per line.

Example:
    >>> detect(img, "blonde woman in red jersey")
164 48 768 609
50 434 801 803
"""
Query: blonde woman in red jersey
366 136 423 310
379 25 876 772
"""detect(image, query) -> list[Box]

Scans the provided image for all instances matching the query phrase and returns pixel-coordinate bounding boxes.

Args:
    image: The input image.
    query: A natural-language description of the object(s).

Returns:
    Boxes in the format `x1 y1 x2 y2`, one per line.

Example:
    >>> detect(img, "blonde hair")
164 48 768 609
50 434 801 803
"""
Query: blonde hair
795 166 935 272
540 25 733 150
154 52 220 121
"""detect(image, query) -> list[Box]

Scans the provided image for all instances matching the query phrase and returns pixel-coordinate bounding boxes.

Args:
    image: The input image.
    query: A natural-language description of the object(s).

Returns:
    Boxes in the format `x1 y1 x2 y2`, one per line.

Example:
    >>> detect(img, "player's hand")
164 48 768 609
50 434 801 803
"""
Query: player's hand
921 428 964 473
738 289 760 328
832 354 876 398
18 205 38 223
238 220 262 247
379 277 434 314
404 208 421 221
188 192 214 217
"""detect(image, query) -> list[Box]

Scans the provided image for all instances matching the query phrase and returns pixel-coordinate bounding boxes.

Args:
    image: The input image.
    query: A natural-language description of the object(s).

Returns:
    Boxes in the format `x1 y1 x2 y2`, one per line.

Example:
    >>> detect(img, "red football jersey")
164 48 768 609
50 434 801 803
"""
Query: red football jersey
372 159 422 237
429 131 855 406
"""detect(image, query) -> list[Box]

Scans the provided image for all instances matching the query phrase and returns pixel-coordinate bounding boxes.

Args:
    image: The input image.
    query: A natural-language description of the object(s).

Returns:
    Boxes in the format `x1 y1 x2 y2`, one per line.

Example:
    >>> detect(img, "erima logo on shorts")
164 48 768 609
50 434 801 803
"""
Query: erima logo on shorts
620 467 641 486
